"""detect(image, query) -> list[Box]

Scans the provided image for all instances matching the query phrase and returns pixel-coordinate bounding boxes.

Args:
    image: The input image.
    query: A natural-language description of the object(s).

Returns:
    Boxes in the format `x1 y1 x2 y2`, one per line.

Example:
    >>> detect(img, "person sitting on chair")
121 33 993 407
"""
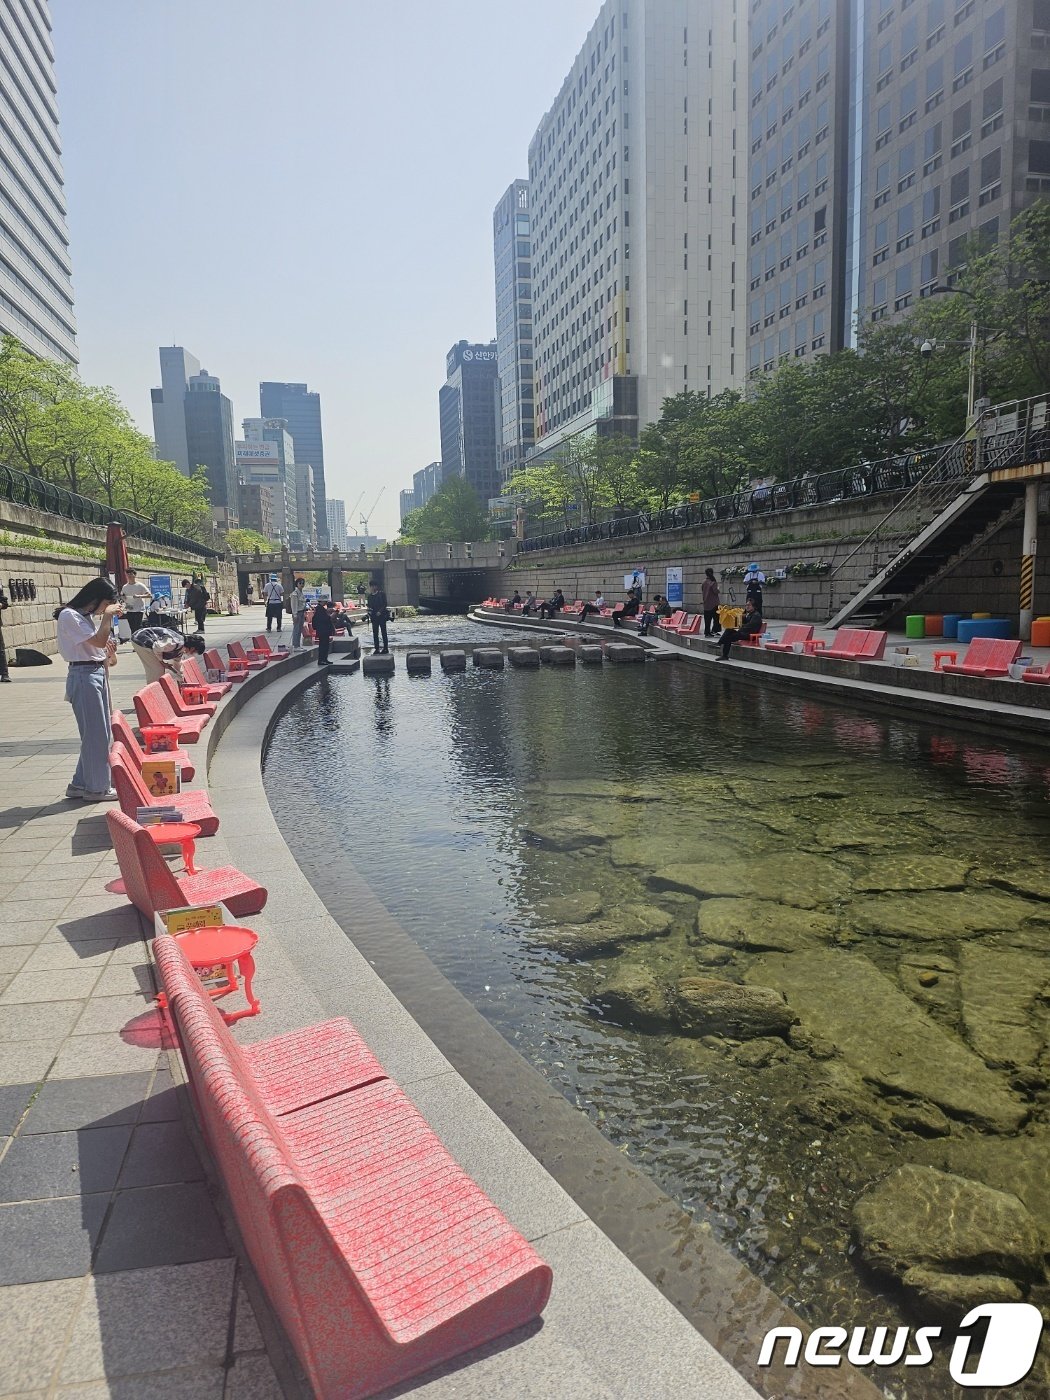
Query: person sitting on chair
538 589 565 620
718 597 763 659
612 589 641 627
579 590 605 620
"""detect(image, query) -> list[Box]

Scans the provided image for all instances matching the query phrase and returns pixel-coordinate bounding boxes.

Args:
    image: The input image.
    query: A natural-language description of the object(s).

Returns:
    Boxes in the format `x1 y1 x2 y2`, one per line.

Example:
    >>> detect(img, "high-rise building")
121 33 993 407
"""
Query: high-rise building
493 180 535 485
527 0 746 459
326 497 347 548
259 382 328 546
439 341 501 504
183 370 238 525
294 461 316 549
151 346 201 475
412 461 443 507
0 1 77 363
238 418 298 543
398 489 416 524
238 481 274 540
746 0 1046 371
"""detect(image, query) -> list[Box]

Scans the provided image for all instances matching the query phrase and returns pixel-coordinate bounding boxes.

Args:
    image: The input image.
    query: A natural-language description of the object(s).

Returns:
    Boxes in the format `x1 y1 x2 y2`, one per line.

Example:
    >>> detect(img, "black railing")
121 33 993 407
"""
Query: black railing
519 394 1050 554
0 464 219 559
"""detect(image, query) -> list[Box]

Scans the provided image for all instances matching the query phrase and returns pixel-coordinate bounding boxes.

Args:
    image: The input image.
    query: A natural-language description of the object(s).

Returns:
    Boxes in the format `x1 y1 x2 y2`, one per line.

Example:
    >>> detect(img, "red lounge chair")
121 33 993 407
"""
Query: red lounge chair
738 622 768 646
670 614 702 635
204 648 247 684
182 656 231 699
111 710 196 783
252 634 274 654
821 628 886 660
657 610 686 631
942 638 1022 677
106 809 266 919
133 683 209 744
159 674 216 719
154 935 552 1400
1022 661 1050 685
109 747 219 836
764 624 815 653
228 640 267 672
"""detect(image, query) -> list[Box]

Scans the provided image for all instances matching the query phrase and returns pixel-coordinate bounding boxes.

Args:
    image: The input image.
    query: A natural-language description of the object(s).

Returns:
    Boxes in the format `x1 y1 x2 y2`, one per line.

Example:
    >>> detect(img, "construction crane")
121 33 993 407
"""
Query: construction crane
347 490 366 523
359 487 384 538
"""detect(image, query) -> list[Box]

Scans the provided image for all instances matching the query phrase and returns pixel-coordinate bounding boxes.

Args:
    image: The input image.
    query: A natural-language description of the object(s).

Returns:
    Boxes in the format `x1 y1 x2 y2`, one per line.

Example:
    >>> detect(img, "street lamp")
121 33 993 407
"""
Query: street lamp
923 284 981 425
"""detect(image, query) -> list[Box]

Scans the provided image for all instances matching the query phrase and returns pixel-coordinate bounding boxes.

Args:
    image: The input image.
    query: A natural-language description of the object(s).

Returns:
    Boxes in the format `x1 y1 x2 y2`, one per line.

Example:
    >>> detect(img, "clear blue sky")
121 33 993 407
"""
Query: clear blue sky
52 0 598 540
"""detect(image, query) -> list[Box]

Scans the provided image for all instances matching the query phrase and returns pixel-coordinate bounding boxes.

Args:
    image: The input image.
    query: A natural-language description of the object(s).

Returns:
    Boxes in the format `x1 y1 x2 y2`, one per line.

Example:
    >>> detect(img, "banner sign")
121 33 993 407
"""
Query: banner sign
665 567 684 605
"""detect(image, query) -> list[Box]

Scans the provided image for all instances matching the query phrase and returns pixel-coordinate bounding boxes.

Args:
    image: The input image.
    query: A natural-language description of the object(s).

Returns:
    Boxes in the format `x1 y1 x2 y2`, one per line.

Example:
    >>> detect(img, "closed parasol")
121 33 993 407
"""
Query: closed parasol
105 522 129 590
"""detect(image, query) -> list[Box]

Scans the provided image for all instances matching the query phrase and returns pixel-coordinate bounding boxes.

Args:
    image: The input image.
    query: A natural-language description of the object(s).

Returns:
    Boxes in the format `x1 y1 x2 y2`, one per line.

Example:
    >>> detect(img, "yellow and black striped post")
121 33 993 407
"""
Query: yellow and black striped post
1020 554 1035 613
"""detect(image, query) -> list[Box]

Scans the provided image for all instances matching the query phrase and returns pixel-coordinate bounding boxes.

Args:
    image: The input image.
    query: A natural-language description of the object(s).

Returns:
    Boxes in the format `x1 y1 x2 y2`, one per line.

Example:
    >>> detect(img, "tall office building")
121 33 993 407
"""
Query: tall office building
0 1 77 363
183 371 238 524
238 481 274 540
747 1 1046 371
259 382 328 546
528 0 746 459
326 497 346 548
398 489 416 524
238 418 298 543
151 346 201 475
412 460 443 507
493 180 535 485
439 342 501 504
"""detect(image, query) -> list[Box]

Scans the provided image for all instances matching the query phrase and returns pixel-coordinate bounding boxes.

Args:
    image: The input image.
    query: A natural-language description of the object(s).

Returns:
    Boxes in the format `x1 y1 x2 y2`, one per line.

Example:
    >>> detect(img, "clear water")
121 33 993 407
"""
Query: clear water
264 617 1050 1397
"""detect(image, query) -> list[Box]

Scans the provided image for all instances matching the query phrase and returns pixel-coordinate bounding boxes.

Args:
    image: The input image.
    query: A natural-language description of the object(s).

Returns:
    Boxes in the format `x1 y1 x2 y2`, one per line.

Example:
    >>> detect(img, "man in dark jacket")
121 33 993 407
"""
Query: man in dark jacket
367 582 390 654
312 600 337 667
538 589 564 620
184 578 209 632
717 598 763 659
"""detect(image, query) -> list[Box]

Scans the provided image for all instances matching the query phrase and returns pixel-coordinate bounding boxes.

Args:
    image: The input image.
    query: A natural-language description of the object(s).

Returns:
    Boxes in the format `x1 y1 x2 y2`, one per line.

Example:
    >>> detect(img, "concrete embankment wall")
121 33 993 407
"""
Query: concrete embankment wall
0 499 237 659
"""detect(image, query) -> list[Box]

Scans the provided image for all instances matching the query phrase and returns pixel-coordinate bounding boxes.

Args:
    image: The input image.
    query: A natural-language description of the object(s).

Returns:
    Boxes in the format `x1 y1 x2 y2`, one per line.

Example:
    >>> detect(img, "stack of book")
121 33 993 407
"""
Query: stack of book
137 806 185 825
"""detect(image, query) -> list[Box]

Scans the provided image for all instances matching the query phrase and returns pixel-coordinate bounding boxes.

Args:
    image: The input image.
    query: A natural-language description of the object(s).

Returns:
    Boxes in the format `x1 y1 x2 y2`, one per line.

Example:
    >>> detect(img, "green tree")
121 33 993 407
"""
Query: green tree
398 475 490 542
225 527 274 554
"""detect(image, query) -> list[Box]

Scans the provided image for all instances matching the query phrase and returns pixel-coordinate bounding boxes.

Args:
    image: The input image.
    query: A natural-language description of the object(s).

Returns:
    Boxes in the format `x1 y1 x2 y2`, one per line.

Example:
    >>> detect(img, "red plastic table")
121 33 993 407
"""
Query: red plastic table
174 924 260 1022
932 649 958 672
803 639 827 655
180 684 210 706
147 821 202 875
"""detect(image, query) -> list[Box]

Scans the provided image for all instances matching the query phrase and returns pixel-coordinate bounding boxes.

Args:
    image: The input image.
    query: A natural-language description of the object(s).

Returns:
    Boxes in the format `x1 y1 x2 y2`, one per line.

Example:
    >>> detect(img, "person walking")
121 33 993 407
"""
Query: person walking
717 597 763 659
289 577 308 649
743 562 765 612
131 625 206 684
120 568 152 635
55 578 122 801
184 576 210 632
262 575 284 632
367 581 389 654
312 599 337 666
702 568 721 636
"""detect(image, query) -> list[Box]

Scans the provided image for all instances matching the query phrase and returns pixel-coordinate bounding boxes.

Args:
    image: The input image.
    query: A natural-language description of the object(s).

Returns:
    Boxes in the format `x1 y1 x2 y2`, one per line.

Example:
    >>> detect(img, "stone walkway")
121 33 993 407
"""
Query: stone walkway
0 610 284 1399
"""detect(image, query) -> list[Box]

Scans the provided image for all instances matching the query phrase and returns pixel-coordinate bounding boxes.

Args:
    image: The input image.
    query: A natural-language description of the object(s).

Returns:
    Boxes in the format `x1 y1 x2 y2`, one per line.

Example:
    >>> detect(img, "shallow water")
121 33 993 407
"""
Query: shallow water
265 617 1050 1397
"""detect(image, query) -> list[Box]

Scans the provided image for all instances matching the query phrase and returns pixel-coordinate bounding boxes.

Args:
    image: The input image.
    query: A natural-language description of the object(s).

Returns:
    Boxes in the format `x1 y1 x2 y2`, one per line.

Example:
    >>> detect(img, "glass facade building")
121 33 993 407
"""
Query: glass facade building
439 342 501 504
259 381 329 546
492 180 535 486
0 0 76 363
184 371 238 523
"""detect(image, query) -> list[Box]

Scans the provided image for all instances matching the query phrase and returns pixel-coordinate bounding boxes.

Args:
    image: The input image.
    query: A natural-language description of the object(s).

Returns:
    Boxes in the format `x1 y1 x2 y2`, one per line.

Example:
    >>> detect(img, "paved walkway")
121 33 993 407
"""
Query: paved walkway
0 610 286 1400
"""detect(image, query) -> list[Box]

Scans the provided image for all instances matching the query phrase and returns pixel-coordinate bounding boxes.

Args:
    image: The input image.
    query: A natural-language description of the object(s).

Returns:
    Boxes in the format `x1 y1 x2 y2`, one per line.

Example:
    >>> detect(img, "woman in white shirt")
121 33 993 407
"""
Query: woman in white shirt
54 578 121 800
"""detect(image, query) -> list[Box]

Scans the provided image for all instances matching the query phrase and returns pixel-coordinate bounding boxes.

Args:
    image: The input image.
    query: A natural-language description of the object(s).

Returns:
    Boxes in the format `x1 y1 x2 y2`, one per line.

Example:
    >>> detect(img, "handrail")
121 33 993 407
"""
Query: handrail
0 463 219 559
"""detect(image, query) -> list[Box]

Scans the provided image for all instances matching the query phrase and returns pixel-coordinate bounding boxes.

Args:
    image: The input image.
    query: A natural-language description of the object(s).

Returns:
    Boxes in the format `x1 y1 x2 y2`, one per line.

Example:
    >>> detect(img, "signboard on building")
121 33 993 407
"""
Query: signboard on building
665 567 684 606
235 443 279 464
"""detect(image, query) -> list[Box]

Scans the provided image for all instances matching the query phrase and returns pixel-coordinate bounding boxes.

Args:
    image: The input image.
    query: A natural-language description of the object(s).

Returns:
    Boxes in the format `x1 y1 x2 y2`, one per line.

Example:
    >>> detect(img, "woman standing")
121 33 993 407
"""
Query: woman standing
702 568 721 637
55 578 121 800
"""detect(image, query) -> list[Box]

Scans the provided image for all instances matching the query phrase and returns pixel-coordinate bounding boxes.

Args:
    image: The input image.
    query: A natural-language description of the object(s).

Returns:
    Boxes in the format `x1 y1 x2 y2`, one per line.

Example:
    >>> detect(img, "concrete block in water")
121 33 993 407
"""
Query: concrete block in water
473 648 505 669
605 643 646 664
440 650 466 672
332 635 361 658
578 645 604 665
362 652 395 675
326 658 361 675
405 651 432 674
508 647 540 668
541 645 576 666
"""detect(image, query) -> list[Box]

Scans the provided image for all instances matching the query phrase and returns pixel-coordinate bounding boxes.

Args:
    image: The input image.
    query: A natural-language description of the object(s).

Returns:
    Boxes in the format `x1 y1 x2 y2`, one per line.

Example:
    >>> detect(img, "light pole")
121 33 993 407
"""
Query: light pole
922 284 980 425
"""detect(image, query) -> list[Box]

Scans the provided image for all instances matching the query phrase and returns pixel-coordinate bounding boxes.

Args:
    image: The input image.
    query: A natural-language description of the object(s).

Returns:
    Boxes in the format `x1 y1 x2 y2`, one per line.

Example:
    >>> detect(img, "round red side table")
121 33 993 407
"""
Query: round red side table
147 821 202 875
174 924 260 1022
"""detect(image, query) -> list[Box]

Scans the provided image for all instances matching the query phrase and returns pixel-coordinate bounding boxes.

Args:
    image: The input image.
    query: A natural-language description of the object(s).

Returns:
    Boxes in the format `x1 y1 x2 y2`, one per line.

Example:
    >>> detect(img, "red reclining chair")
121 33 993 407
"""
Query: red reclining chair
111 710 196 783
110 747 219 836
106 809 266 919
133 683 209 744
183 656 231 699
228 640 268 672
204 648 247 684
159 674 216 719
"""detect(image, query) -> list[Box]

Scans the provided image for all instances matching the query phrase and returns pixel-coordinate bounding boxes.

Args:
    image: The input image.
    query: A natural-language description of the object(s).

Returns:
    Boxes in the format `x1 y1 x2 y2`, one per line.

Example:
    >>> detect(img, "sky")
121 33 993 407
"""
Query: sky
52 0 600 541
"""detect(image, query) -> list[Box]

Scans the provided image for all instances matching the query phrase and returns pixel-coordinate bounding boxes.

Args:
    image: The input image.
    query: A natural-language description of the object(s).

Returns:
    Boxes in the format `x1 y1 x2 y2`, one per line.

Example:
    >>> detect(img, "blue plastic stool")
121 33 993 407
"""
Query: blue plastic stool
956 618 1013 642
942 613 967 639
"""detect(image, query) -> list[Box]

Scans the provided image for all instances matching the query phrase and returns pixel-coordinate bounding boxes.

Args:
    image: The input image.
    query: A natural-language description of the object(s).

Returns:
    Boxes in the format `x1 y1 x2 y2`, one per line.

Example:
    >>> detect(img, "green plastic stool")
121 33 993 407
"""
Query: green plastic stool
905 615 926 639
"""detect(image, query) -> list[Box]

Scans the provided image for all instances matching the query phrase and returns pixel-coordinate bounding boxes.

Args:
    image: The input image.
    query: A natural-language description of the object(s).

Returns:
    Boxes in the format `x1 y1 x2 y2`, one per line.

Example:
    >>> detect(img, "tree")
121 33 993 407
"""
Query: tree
506 458 576 525
398 475 490 542
226 527 273 555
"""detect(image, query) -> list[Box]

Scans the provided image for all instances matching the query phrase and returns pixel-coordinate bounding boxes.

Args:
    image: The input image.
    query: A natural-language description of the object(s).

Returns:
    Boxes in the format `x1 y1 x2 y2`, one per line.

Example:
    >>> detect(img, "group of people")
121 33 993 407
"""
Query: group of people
256 574 391 665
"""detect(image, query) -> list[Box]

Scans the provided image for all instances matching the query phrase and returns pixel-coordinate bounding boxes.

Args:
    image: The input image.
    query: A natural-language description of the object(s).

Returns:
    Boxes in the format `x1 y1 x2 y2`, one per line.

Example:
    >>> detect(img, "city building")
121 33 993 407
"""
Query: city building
150 346 201 475
294 460 316 550
412 460 443 507
183 370 238 526
238 481 274 540
439 341 501 504
746 0 1047 370
345 533 382 552
399 489 416 524
259 381 329 546
326 498 347 548
237 418 298 543
493 180 535 485
0 1 77 363
527 0 746 460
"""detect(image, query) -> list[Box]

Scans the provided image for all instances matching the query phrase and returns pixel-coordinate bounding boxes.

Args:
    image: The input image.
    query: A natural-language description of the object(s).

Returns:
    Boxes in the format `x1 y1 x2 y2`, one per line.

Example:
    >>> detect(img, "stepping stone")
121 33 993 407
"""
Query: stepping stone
440 650 466 672
605 643 646 663
326 658 360 674
508 647 540 668
578 645 604 665
405 651 431 674
473 648 505 669
362 653 395 675
332 636 361 658
539 645 576 666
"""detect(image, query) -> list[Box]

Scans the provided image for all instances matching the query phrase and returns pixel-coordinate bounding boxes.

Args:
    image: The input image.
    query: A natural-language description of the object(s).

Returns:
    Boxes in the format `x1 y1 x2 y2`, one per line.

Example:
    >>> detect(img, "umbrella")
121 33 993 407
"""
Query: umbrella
105 522 129 590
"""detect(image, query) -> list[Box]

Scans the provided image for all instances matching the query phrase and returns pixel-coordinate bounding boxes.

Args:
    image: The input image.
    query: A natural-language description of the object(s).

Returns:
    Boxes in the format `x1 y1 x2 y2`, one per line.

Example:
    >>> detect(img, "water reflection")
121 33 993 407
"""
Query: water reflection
265 617 1050 1399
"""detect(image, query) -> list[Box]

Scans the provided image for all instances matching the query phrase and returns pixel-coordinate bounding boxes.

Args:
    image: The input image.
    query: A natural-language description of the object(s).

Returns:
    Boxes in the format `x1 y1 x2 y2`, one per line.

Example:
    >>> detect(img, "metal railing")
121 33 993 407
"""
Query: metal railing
0 463 219 559
519 391 1050 554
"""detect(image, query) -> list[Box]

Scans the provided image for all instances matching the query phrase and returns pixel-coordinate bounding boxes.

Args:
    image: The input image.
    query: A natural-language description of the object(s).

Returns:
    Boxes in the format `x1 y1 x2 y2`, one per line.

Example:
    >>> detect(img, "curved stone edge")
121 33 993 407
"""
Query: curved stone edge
197 666 878 1400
